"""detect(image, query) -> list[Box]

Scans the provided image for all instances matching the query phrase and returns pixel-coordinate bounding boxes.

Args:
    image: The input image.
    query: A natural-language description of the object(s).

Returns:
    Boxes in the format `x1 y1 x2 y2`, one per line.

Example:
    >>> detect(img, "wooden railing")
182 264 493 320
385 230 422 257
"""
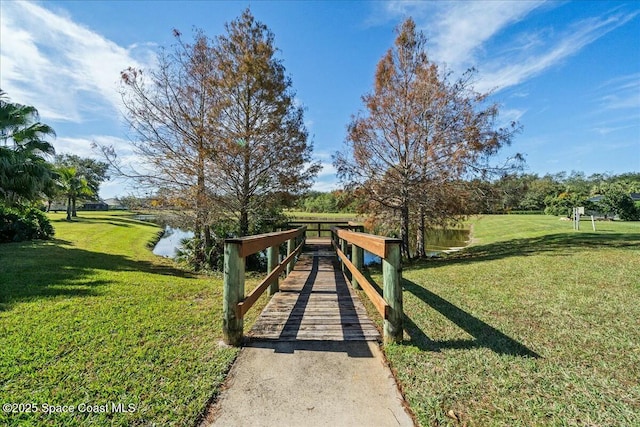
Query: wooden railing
331 227 403 345
287 220 363 237
223 226 307 346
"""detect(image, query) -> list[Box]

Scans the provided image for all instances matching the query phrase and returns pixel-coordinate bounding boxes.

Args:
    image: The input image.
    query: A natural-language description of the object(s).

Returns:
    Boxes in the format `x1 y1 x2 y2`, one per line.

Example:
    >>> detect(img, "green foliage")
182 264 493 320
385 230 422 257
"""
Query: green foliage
54 154 109 199
481 171 640 217
176 206 288 272
298 190 359 213
0 204 54 242
598 186 639 220
0 90 57 206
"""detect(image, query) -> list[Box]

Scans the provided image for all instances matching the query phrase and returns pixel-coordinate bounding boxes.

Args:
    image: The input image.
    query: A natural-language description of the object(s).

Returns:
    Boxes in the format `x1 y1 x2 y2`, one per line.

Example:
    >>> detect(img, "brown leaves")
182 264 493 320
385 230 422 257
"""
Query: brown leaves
335 17 520 258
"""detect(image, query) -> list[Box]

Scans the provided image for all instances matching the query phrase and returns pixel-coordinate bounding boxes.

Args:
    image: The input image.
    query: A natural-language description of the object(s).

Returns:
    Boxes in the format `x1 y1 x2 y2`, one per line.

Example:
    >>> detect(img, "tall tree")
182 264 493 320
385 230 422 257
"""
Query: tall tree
0 90 56 206
103 10 318 269
334 19 520 258
208 9 319 236
57 166 93 221
104 31 220 269
54 154 109 215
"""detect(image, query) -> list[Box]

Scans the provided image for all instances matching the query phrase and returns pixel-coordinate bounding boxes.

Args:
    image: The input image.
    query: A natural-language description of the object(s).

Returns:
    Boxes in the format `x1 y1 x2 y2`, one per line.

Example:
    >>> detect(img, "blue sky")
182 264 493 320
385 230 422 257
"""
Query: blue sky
1 0 639 199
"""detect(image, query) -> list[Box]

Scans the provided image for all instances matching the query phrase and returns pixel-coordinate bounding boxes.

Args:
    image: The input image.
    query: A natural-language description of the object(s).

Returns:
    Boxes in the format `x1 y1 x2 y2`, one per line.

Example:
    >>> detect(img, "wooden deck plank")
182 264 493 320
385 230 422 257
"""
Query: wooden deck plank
248 242 381 342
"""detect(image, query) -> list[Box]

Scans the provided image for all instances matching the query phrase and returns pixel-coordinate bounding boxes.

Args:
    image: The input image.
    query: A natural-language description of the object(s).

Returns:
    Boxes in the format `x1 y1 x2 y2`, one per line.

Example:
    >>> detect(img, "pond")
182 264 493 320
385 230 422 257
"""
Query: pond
363 228 470 265
152 226 194 258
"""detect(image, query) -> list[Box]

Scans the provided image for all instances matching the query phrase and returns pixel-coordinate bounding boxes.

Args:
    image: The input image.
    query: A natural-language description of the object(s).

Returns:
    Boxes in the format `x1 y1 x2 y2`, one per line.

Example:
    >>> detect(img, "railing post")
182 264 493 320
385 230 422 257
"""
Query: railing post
223 241 245 346
267 244 279 295
340 238 348 274
351 243 363 290
286 238 295 275
383 242 402 345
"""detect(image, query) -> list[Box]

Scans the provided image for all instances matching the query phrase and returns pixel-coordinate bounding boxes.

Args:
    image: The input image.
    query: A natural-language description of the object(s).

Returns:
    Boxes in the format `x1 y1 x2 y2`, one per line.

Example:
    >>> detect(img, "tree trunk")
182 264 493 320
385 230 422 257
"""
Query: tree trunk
66 196 72 221
204 224 213 268
239 143 251 237
400 203 410 260
193 150 206 271
71 197 77 217
416 205 426 258
400 185 411 260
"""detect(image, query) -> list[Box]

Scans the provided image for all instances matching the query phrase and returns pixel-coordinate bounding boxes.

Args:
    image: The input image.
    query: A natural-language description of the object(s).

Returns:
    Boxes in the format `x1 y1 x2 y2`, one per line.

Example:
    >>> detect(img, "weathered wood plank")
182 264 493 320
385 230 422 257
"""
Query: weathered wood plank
248 243 380 342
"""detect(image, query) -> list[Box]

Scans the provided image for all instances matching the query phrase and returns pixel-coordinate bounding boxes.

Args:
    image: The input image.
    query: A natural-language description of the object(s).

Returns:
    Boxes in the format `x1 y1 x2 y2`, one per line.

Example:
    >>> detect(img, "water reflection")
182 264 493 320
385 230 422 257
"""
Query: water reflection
152 226 194 258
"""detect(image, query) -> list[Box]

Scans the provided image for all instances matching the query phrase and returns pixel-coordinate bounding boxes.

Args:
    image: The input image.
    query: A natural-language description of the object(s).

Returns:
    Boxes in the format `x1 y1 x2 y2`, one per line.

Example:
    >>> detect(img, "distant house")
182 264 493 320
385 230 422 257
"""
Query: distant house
587 193 640 218
104 198 126 210
82 201 108 211
588 193 640 203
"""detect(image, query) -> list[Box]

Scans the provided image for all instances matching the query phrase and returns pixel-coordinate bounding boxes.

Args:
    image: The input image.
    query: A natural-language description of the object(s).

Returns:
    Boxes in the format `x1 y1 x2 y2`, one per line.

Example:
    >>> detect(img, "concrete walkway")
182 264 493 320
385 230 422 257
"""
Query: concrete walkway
200 241 414 427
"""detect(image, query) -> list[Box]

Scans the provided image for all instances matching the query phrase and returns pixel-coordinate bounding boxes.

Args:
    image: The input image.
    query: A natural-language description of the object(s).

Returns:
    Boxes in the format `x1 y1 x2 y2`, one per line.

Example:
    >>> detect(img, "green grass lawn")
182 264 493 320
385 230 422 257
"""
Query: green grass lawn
0 211 266 426
365 215 640 426
3 212 639 426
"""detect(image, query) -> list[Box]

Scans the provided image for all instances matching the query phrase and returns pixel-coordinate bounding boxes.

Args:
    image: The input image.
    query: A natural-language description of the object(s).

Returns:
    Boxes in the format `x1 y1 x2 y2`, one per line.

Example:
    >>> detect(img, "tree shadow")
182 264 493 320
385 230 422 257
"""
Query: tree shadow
402 279 540 358
52 215 160 228
0 238 197 312
406 232 640 271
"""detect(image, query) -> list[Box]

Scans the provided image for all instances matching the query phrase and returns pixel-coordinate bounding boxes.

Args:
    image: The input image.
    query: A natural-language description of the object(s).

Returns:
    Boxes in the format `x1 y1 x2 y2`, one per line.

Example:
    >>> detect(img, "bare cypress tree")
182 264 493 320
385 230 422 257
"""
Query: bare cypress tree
208 9 320 236
335 18 520 259
106 31 220 270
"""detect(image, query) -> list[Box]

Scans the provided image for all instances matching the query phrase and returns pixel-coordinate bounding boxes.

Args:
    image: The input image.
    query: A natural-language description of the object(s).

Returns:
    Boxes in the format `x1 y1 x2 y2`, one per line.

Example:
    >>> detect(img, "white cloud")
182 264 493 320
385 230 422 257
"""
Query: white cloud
375 2 638 94
595 73 640 111
0 1 154 123
378 1 543 68
475 12 640 93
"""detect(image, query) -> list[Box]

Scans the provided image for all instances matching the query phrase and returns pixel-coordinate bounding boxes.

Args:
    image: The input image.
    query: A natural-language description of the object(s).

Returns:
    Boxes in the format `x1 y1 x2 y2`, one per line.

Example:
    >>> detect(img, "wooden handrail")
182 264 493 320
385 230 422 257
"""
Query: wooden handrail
333 241 389 319
227 226 306 258
236 239 304 317
331 227 401 258
223 226 306 346
288 220 363 237
330 226 403 345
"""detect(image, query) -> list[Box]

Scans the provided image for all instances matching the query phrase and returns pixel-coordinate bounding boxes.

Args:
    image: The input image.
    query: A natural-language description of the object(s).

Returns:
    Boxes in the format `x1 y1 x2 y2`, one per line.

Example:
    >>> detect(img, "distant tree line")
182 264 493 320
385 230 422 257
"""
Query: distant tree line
475 171 640 220
295 190 359 214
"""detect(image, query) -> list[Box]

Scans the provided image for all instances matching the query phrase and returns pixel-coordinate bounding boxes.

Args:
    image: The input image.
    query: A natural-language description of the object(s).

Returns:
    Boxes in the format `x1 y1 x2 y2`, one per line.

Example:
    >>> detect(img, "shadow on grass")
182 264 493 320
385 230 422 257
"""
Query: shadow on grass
405 232 640 271
402 279 540 358
0 238 196 312
51 215 159 228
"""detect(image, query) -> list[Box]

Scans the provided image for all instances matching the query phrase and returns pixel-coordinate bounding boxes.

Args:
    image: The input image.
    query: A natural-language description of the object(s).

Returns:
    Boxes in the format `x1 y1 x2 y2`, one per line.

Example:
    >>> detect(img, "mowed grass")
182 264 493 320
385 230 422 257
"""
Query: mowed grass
366 215 640 426
0 211 266 426
368 215 640 426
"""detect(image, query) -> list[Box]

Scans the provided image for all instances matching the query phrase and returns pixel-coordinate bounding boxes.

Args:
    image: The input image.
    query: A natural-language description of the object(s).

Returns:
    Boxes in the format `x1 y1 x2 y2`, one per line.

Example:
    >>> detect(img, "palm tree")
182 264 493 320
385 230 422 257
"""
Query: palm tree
57 167 93 221
0 90 56 206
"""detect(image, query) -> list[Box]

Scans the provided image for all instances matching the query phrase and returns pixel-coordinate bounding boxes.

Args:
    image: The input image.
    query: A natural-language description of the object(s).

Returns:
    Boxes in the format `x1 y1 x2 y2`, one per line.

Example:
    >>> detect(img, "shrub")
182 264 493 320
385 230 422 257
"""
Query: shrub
0 205 54 243
598 188 639 221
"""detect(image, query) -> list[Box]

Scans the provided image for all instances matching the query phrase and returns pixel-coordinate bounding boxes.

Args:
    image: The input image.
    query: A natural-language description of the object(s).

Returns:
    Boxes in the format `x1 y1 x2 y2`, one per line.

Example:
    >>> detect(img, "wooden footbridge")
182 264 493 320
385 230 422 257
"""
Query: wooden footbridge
222 224 403 346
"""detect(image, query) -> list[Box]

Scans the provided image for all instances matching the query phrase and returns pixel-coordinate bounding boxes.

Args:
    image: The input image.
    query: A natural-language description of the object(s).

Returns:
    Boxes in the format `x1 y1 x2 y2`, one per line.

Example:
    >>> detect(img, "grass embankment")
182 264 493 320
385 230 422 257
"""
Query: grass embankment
366 215 639 426
0 211 266 426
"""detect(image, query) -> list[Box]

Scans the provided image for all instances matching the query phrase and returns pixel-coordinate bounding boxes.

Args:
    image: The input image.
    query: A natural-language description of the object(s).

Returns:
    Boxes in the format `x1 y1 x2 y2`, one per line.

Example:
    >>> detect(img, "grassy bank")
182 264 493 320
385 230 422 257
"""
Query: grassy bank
369 215 639 426
0 211 265 426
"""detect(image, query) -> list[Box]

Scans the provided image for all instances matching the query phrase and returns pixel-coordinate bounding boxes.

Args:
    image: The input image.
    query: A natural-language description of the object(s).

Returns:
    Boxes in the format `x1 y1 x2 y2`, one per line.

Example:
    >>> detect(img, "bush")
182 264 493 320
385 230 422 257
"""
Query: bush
0 205 55 243
598 188 639 221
